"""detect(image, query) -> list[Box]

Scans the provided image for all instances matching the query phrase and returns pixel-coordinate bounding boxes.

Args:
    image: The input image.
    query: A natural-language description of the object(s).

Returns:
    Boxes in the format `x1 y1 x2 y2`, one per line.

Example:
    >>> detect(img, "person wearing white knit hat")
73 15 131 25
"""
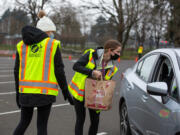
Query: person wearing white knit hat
13 10 74 135
36 10 56 39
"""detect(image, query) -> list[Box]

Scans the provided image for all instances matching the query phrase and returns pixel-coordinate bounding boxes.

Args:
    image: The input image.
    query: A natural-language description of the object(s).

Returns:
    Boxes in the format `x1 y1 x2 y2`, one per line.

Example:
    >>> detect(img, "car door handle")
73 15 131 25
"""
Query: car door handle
143 95 148 100
141 95 148 102
127 84 132 91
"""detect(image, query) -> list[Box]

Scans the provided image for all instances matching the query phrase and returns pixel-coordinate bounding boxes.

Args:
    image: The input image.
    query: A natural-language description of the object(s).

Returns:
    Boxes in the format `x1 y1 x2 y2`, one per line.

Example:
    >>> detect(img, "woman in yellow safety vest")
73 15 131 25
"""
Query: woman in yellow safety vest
13 11 73 135
68 40 121 135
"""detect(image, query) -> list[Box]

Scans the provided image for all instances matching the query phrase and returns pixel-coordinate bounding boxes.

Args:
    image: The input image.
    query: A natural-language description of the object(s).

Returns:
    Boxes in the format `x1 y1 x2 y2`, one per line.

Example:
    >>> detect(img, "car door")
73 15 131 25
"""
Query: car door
164 77 180 135
125 54 159 134
141 56 179 135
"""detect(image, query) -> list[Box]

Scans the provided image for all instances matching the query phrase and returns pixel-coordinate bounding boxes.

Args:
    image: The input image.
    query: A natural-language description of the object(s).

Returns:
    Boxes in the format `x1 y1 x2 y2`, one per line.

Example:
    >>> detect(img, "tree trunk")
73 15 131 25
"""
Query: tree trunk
117 25 124 55
120 25 132 56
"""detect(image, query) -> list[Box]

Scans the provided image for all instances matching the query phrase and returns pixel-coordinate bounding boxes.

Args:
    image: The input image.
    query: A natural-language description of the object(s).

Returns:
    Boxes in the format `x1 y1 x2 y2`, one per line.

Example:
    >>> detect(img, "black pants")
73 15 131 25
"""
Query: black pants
138 54 142 59
74 98 100 135
13 104 52 135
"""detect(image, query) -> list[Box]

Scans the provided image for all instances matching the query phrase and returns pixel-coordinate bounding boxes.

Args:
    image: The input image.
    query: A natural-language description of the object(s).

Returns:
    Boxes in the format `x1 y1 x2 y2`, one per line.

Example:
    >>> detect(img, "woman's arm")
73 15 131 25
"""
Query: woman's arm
14 51 20 108
73 52 93 77
54 46 69 100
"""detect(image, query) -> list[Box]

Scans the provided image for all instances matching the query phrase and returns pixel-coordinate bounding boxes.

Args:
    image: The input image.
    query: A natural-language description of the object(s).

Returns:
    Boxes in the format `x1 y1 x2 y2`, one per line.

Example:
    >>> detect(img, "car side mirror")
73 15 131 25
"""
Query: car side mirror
147 82 168 96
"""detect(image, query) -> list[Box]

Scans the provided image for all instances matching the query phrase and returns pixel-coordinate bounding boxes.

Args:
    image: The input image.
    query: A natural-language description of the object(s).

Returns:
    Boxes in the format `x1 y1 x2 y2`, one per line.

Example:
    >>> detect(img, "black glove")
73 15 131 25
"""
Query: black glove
16 94 21 108
62 88 74 105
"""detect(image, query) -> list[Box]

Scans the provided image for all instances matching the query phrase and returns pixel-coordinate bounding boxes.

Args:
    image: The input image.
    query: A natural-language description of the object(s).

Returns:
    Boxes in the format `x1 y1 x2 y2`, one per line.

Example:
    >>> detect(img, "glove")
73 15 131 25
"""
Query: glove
66 89 74 105
62 88 74 105
16 94 21 108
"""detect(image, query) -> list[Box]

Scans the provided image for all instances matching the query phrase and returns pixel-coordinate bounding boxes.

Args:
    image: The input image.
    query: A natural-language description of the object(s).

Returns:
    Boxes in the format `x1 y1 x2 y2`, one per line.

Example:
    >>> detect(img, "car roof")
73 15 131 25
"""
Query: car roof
148 48 180 57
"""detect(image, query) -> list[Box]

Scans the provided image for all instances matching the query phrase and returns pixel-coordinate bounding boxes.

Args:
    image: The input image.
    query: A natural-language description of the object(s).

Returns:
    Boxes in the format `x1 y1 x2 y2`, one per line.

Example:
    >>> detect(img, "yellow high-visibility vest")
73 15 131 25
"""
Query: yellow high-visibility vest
17 38 61 96
68 49 118 102
138 46 143 54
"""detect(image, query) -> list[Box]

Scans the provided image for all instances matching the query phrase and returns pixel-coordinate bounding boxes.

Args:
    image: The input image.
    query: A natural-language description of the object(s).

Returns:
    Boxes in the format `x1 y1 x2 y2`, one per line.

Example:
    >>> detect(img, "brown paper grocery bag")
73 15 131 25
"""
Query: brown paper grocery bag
85 78 116 111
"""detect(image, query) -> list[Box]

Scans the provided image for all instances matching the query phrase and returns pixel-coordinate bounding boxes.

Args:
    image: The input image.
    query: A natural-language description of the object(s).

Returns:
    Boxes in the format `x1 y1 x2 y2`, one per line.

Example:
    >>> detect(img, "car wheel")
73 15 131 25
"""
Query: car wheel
120 102 131 135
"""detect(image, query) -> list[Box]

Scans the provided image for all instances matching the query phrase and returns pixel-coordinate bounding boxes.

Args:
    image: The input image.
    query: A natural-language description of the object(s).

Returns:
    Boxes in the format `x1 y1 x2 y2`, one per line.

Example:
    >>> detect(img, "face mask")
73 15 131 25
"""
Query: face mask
111 54 120 60
49 33 54 39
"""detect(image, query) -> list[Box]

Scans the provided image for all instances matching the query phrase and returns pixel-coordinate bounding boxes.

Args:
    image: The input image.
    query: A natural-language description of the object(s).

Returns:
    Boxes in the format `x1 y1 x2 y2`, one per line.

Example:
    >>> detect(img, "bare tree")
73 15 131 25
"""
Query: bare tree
129 0 169 50
15 0 51 26
51 4 87 48
147 0 169 48
134 19 147 48
81 0 151 54
51 5 82 37
165 0 180 45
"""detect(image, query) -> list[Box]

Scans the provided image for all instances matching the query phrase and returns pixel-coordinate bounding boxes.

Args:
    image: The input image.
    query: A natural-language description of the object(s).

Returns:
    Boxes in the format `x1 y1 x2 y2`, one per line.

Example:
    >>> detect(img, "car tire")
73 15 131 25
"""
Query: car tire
120 102 131 135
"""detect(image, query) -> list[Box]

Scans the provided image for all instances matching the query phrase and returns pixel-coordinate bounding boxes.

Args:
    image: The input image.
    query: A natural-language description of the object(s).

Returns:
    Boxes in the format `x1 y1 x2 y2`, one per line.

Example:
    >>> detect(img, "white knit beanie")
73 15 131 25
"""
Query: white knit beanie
36 10 56 32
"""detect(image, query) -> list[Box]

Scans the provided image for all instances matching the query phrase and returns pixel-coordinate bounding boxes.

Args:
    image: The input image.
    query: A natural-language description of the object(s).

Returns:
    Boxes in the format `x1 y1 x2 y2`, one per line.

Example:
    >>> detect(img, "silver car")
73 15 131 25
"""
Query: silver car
119 49 180 135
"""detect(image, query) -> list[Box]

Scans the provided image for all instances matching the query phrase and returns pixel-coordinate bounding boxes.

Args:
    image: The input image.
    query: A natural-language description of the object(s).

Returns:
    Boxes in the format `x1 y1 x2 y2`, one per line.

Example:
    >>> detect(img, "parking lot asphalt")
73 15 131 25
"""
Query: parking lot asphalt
0 57 135 135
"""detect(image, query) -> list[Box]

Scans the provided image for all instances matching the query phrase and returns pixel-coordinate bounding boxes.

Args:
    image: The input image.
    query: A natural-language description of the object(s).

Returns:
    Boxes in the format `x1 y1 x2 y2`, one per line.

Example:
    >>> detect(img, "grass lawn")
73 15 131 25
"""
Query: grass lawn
0 45 16 50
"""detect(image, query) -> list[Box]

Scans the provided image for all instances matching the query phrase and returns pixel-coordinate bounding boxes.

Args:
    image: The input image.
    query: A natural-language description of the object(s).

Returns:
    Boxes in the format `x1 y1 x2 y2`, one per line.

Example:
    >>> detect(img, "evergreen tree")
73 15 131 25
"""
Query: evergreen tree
0 9 30 35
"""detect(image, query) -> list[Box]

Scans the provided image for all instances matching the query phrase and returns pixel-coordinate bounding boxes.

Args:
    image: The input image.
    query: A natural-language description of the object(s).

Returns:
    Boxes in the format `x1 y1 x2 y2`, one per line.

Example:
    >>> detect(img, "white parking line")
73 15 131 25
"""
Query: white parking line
0 57 12 59
0 81 15 84
0 70 13 72
0 75 13 77
0 92 16 95
0 110 21 116
0 67 13 69
0 64 13 66
52 103 70 107
0 103 70 116
97 132 108 135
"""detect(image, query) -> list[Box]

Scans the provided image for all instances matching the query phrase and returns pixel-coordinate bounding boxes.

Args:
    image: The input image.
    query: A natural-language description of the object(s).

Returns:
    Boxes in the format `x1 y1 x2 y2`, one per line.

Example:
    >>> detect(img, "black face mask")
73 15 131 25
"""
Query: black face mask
111 54 120 60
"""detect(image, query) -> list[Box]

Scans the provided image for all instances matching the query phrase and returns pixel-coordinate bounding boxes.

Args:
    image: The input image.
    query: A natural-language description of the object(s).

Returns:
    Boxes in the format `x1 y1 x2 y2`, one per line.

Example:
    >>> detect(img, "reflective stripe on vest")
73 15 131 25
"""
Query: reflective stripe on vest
107 66 116 76
105 66 118 80
18 38 58 96
43 38 54 81
90 57 95 65
20 86 58 95
69 81 84 96
19 81 58 89
21 44 28 80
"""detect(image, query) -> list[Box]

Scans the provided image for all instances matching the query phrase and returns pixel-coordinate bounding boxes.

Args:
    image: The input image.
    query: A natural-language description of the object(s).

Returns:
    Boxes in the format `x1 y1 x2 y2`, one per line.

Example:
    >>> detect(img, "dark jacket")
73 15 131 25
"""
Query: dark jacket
14 26 69 107
73 47 110 77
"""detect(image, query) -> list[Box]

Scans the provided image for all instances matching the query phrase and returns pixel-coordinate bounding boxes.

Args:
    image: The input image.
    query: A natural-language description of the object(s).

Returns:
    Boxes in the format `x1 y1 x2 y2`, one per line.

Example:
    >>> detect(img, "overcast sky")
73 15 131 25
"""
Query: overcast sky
0 0 91 16
0 0 101 21
0 0 112 33
0 0 112 15
0 0 15 16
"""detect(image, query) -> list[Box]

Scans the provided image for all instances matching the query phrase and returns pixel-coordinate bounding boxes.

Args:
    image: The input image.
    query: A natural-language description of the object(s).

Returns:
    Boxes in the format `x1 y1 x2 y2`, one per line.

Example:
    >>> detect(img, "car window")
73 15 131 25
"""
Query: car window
170 78 178 100
154 58 174 91
136 60 143 76
137 55 158 82
152 56 178 103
